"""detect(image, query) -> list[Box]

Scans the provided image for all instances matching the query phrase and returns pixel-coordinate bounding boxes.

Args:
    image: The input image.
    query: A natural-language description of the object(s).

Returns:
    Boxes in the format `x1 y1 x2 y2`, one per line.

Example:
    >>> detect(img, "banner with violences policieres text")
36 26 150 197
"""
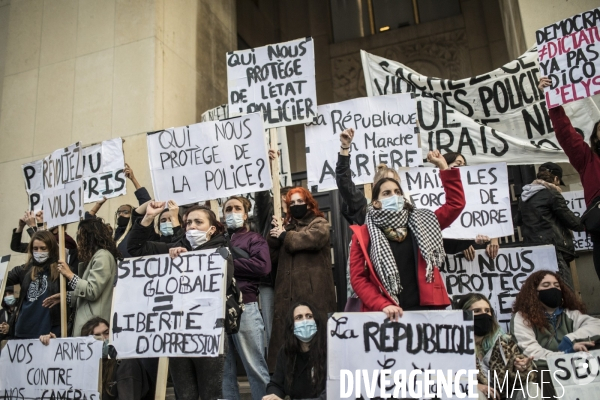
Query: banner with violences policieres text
361 47 600 165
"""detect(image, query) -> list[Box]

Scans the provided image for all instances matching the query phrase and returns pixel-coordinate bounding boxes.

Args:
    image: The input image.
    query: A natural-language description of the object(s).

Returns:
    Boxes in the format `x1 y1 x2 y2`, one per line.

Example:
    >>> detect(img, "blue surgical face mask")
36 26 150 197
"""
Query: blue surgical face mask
160 222 173 236
3 295 15 306
380 195 404 211
294 319 317 343
225 213 245 230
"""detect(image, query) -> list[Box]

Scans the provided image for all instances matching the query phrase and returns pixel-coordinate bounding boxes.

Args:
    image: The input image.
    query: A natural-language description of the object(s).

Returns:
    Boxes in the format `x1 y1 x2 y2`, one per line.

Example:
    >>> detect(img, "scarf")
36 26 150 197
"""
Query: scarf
366 204 445 304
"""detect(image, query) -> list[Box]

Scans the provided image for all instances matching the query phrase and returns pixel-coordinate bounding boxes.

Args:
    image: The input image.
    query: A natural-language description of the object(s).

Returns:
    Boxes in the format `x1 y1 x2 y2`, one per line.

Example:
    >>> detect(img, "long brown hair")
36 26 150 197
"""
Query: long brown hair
27 231 60 281
284 188 325 224
512 270 586 331
81 317 116 397
77 218 121 263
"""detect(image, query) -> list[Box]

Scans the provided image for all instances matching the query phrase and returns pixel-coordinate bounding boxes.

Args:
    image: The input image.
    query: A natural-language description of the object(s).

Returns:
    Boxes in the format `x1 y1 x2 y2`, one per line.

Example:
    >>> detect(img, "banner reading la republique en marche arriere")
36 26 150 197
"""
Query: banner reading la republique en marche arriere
361 46 600 165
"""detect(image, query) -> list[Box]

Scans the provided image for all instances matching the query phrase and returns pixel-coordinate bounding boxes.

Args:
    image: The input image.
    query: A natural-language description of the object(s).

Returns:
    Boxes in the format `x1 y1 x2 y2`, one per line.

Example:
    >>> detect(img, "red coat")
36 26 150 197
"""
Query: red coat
349 168 466 310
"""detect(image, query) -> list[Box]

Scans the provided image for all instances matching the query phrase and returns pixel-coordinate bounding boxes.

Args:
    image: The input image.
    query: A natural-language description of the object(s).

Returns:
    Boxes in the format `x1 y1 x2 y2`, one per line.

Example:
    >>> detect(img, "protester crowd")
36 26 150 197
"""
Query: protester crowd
1 78 600 400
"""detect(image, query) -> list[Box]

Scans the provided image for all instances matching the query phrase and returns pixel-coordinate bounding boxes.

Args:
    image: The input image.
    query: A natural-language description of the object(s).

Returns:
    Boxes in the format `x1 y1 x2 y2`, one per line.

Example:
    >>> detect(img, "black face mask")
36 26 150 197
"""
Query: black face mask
290 204 308 220
538 288 562 308
473 313 495 337
117 216 130 228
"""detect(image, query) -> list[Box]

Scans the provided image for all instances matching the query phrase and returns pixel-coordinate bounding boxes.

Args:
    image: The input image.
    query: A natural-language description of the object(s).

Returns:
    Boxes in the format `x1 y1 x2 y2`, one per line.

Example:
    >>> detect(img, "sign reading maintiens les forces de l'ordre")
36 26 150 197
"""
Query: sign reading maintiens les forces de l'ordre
305 93 421 192
227 37 317 129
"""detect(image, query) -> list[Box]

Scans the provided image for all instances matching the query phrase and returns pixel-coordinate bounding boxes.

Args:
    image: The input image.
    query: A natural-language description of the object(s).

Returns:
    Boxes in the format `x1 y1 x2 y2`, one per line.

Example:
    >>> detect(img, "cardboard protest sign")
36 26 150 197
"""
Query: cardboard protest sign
440 245 559 331
111 249 227 358
562 190 593 251
82 138 126 203
0 255 10 298
0 336 102 399
399 163 513 239
147 113 272 205
42 142 84 228
22 159 44 212
537 7 600 108
201 104 229 122
327 311 476 400
227 37 317 128
305 93 421 192
547 349 600 400
361 47 600 165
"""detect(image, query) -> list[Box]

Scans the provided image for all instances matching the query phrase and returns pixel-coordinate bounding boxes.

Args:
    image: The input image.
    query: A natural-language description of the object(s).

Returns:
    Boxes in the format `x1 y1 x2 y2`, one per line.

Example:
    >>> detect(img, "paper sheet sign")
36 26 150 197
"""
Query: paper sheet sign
227 37 317 129
147 113 272 204
562 190 593 251
0 255 10 298
440 245 559 331
22 159 44 212
547 349 600 400
400 163 513 239
537 7 600 107
82 138 127 203
306 93 421 192
111 249 227 358
0 337 102 399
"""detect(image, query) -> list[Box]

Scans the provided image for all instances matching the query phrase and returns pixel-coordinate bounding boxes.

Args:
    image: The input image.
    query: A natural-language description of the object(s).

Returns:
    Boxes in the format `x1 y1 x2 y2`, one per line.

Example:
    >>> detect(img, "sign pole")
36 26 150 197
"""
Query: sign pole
270 128 282 222
154 358 169 400
210 200 220 217
58 225 67 338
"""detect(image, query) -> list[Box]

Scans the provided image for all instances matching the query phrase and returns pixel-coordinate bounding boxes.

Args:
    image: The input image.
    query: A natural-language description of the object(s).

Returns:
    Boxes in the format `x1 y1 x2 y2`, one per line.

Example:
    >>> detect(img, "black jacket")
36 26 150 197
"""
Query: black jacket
515 183 585 258
335 154 368 225
266 347 326 400
254 190 278 286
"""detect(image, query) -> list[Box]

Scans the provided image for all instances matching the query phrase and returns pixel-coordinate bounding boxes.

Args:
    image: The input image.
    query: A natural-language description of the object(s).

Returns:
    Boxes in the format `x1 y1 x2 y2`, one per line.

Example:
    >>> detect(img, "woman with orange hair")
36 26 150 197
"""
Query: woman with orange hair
266 187 336 368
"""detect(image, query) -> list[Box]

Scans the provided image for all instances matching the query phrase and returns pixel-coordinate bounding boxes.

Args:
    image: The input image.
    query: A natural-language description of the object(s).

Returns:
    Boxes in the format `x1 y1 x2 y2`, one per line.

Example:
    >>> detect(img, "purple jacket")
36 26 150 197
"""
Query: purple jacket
229 228 271 303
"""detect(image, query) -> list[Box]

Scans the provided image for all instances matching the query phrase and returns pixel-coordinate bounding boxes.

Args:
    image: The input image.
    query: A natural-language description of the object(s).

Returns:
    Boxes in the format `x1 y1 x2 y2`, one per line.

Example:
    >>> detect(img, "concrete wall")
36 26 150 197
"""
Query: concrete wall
0 0 236 271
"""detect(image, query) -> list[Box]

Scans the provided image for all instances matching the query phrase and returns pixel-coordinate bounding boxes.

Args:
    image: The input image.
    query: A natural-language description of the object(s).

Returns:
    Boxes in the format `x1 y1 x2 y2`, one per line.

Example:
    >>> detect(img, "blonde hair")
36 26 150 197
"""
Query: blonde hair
373 163 400 184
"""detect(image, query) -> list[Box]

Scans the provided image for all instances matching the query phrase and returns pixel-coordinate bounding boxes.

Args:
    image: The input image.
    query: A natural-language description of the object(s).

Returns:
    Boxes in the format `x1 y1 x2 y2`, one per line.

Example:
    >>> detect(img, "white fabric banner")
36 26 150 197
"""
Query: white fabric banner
537 7 600 108
0 337 102 399
227 37 317 128
21 159 44 212
82 138 126 203
399 163 513 239
440 245 559 331
327 311 476 400
111 249 227 358
147 113 272 204
361 47 600 165
305 93 421 192
547 349 600 400
562 190 593 251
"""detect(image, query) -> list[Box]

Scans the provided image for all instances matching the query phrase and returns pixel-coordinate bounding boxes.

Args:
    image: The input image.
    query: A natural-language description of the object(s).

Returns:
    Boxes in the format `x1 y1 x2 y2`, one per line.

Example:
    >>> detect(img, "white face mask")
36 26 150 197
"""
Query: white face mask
225 213 245 230
33 251 49 263
185 229 210 248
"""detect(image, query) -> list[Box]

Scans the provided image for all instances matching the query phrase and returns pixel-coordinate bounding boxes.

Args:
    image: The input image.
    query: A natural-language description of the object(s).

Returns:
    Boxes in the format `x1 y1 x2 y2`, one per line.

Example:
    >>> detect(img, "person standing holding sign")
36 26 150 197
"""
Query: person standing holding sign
222 196 271 400
349 151 465 318
539 77 600 279
267 188 336 367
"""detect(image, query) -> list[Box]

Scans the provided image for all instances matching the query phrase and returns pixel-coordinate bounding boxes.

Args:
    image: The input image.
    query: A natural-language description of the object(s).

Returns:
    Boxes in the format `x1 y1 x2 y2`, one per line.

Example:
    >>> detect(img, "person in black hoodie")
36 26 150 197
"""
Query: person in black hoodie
128 203 233 400
0 286 16 340
515 163 585 290
263 301 326 400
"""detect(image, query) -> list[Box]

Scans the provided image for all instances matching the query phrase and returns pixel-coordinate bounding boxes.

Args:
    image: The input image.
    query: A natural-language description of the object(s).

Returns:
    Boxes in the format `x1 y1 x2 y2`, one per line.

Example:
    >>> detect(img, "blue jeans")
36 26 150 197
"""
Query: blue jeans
259 284 275 356
223 302 270 400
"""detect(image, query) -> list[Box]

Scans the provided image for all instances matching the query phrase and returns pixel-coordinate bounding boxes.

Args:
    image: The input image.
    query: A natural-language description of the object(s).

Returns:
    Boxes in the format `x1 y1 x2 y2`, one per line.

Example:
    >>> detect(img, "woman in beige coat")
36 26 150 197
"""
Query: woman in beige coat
56 218 118 336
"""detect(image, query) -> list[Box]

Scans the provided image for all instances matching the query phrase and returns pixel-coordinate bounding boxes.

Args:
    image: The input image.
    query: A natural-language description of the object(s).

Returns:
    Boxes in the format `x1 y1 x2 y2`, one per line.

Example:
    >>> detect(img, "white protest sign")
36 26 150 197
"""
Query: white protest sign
562 190 593 251
0 337 102 399
400 163 513 239
361 47 600 165
305 93 421 192
547 349 600 400
328 311 476 400
537 8 600 108
82 138 127 203
42 143 85 228
201 104 229 122
22 159 44 212
440 245 559 331
0 255 10 297
227 37 317 128
147 113 272 205
111 249 227 358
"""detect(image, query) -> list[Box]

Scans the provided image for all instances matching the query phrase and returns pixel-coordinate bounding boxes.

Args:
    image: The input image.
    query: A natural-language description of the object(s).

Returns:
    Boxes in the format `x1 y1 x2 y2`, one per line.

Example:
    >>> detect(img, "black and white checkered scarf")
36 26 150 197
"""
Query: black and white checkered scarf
366 204 445 304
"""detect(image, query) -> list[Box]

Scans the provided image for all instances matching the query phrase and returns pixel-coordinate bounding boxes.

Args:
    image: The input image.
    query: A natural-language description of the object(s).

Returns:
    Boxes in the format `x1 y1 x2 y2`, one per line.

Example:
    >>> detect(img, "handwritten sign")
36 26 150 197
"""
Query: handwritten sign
400 163 512 239
227 37 317 128
82 138 126 203
22 159 44 212
562 190 593 251
147 113 271 204
537 7 600 107
305 93 421 192
0 255 10 297
111 249 227 358
440 245 559 331
0 337 102 399
327 311 476 400
547 349 600 400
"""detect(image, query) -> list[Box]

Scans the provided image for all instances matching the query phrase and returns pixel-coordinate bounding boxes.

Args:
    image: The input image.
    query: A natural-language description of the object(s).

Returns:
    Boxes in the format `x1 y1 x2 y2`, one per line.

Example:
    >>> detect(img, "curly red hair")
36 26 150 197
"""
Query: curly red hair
284 187 325 224
512 270 586 331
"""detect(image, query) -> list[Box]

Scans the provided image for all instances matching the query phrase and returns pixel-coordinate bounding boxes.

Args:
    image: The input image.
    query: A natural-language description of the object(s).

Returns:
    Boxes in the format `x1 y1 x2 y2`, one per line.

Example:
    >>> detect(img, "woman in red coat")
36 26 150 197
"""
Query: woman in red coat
349 150 465 319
